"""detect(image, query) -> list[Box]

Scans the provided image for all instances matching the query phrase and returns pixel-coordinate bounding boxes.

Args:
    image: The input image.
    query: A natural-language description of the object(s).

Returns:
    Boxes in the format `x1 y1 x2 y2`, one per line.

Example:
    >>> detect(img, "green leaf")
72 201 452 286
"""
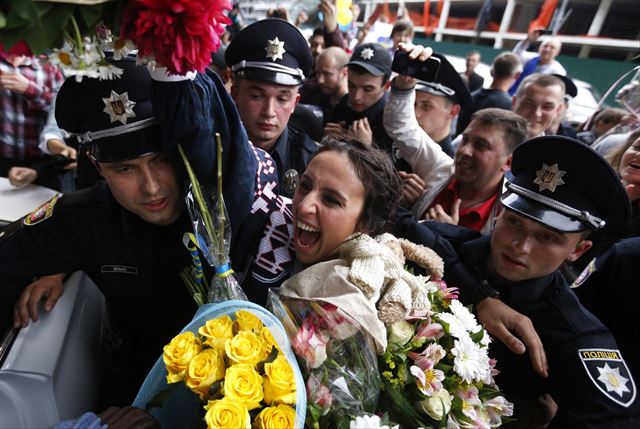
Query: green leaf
0 11 7 29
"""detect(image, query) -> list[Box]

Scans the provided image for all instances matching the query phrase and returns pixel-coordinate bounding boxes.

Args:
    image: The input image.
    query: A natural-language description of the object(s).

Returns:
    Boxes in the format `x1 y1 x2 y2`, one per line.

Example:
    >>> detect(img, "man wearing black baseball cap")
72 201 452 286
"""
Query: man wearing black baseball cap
226 18 317 196
546 73 578 138
325 42 394 155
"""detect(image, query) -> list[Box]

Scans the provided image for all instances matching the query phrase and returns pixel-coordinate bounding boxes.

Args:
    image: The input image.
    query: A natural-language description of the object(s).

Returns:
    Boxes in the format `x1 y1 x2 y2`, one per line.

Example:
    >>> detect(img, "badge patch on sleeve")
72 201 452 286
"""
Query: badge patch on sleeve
579 348 636 407
23 194 60 226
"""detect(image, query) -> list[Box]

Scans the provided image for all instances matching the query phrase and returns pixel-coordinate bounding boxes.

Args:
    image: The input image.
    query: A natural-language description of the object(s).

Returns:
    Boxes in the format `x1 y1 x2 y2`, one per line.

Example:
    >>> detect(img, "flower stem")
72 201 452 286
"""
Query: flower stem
178 144 219 255
215 133 225 259
69 14 84 57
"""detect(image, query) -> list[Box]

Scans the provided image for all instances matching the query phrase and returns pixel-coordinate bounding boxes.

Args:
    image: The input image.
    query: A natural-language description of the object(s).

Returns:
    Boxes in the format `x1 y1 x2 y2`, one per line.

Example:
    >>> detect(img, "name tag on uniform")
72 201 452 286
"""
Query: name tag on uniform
101 265 138 275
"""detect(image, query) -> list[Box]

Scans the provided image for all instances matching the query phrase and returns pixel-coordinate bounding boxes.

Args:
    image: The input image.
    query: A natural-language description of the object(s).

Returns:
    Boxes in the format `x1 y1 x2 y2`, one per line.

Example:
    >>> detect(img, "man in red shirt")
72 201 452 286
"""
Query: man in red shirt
385 43 528 234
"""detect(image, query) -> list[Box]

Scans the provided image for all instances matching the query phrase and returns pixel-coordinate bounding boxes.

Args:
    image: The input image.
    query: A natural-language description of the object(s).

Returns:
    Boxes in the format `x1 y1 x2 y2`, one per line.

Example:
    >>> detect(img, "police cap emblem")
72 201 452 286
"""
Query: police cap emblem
533 163 566 192
102 90 137 124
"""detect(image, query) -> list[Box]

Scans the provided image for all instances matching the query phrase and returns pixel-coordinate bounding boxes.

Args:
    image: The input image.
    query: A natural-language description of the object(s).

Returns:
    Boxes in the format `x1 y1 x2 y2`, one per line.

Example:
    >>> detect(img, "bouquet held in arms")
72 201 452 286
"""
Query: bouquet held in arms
271 232 513 428
133 134 306 428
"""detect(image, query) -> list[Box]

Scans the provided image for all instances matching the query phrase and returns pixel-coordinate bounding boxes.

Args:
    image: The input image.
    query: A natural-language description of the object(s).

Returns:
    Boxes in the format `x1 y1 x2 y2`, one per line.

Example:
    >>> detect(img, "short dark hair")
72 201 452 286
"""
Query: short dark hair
313 136 403 235
347 64 389 85
492 52 522 80
391 19 414 37
515 73 565 99
594 108 626 127
470 108 528 153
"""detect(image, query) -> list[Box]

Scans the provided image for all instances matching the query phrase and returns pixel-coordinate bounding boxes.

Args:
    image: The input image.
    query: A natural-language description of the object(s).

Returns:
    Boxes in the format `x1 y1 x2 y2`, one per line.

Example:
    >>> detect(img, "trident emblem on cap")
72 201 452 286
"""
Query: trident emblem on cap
102 91 136 124
534 163 566 192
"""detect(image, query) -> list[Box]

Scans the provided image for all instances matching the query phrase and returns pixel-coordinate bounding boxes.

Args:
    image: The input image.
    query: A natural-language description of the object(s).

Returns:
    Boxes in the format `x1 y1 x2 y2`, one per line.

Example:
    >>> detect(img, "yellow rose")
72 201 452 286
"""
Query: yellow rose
225 330 263 366
223 363 264 410
259 326 279 360
204 397 250 429
186 348 226 400
235 310 263 332
199 315 234 352
163 331 202 383
263 354 297 405
253 404 296 429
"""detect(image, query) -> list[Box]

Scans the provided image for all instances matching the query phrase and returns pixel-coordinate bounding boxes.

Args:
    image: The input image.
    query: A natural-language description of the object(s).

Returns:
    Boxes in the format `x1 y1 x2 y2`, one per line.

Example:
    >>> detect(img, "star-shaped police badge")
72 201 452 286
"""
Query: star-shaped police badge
597 363 631 398
533 163 566 192
265 37 286 62
102 91 136 124
360 47 375 60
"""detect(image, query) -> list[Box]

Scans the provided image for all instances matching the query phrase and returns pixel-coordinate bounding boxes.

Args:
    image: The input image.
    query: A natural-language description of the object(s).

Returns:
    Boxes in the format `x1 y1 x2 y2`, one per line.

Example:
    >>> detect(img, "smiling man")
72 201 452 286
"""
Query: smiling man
384 43 527 234
513 73 565 138
509 28 566 95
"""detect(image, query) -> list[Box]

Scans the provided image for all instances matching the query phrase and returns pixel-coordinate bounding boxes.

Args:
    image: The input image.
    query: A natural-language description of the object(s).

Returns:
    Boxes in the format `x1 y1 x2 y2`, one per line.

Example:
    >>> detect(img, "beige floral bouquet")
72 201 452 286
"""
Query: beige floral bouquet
134 302 306 428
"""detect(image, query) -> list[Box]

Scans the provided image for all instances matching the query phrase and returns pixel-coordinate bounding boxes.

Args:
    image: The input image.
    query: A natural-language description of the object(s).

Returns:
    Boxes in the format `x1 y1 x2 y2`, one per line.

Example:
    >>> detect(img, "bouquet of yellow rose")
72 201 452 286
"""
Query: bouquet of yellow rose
134 301 306 428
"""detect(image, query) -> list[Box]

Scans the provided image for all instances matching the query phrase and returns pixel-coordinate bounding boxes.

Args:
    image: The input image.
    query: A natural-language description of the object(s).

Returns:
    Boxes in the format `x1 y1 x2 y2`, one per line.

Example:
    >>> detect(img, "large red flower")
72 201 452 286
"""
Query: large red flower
121 0 231 75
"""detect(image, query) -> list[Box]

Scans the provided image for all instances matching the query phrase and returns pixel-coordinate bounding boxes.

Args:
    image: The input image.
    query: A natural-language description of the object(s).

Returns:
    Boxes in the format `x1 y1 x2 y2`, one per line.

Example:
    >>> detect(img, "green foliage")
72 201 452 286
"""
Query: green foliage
0 0 125 54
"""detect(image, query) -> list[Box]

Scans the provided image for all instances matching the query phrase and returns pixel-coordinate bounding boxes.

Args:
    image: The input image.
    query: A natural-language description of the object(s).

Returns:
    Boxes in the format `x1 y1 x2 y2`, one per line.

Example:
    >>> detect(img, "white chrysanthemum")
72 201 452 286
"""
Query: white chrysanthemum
110 38 137 60
437 300 482 339
451 335 491 383
97 64 124 80
350 414 398 429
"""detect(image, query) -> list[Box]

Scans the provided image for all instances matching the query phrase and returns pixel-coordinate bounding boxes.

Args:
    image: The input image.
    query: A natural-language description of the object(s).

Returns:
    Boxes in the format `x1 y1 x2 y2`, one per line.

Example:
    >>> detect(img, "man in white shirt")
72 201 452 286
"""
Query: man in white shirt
509 29 566 95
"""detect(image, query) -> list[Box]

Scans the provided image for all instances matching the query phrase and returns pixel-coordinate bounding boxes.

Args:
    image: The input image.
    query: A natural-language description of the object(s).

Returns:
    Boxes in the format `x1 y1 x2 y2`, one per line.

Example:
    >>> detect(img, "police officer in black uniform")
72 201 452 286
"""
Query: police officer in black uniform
1 56 287 406
398 136 638 427
226 18 318 197
410 53 472 158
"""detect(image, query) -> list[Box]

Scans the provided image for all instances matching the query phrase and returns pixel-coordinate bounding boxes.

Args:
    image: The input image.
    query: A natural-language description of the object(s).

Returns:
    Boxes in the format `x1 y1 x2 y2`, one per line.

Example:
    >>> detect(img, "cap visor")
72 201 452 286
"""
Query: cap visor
501 192 588 233
347 61 385 76
237 68 302 86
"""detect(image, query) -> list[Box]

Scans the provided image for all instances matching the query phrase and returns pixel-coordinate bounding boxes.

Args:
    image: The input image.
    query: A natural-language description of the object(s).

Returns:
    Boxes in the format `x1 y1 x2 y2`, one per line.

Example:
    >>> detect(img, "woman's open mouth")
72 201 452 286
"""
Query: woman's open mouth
296 221 321 248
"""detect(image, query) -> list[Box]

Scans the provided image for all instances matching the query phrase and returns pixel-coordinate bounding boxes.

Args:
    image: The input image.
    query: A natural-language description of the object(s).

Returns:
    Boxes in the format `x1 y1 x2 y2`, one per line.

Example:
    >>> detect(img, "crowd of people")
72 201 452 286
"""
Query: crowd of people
1 2 639 428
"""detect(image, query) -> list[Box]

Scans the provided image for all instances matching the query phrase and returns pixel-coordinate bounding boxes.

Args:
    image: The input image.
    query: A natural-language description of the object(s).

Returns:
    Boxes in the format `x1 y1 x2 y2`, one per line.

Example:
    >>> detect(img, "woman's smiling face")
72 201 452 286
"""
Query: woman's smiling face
292 150 366 265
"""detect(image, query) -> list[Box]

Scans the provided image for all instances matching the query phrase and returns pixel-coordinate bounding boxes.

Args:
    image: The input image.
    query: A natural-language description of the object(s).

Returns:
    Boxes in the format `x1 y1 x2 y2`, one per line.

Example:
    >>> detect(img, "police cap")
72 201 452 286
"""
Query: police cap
348 43 392 78
502 136 631 232
415 53 472 111
56 57 160 162
225 18 312 86
552 73 577 101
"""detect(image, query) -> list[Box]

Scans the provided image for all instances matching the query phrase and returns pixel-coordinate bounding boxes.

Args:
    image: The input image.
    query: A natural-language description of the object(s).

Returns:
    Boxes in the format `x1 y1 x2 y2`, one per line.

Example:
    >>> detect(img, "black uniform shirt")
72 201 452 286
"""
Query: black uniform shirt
269 125 317 197
330 92 394 155
0 182 198 404
459 236 639 428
